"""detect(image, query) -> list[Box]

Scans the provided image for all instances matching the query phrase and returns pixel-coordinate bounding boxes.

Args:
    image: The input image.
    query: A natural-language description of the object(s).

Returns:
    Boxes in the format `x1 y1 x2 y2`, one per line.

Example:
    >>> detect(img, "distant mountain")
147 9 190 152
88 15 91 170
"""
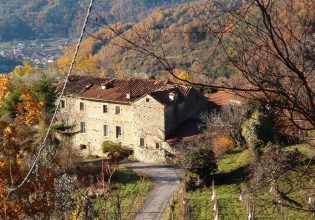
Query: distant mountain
0 0 194 41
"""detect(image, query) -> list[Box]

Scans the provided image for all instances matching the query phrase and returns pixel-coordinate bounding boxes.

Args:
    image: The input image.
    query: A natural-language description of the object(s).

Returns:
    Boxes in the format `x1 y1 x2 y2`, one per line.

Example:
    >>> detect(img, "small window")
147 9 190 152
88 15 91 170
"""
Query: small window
80 102 85 111
80 144 87 150
115 106 121 115
156 142 161 149
140 138 145 147
103 105 108 113
146 98 150 102
80 122 86 133
116 126 122 138
104 125 109 137
60 100 66 108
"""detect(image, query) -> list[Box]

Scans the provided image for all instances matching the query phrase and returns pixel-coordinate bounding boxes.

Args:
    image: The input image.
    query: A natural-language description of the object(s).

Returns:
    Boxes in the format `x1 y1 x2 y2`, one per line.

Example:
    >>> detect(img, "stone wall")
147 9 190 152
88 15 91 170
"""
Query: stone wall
133 146 166 163
164 88 210 138
58 89 210 162
133 95 166 149
59 95 168 162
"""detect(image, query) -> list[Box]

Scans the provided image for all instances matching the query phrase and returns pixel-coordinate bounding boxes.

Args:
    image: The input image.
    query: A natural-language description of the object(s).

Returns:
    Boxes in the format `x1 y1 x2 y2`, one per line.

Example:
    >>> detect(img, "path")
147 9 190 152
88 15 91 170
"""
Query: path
121 163 183 220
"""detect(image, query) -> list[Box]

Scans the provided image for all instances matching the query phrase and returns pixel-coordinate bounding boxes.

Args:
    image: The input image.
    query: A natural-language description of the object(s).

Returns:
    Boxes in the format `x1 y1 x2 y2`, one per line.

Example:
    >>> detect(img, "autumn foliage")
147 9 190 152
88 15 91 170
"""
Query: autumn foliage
0 75 12 105
212 135 236 156
0 63 68 219
16 92 44 126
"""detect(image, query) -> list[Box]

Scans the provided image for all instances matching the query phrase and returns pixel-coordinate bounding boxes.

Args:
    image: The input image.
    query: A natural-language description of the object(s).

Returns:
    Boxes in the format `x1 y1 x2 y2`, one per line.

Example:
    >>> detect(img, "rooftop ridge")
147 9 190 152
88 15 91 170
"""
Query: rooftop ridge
68 75 190 86
62 75 192 105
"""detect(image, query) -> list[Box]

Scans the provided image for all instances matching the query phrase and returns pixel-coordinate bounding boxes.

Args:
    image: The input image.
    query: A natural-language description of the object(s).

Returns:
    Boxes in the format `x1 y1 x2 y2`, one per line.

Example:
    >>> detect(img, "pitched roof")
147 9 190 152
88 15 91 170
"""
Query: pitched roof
206 89 267 106
206 90 239 106
60 75 192 105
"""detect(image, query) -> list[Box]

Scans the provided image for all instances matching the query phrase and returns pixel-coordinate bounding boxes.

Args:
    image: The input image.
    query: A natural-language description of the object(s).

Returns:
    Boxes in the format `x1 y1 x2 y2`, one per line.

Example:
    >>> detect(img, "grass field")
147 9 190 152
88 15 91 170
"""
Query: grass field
185 148 251 220
93 168 153 219
168 146 315 220
73 168 153 220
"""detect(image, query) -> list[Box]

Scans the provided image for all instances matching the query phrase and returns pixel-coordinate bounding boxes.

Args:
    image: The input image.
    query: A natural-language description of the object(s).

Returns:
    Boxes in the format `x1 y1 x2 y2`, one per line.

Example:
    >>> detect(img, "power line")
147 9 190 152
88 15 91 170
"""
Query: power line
6 0 95 191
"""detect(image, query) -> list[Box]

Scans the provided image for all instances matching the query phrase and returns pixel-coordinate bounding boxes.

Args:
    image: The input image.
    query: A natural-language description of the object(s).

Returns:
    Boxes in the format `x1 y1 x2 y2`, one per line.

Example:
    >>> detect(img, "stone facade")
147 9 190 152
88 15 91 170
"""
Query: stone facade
58 76 209 162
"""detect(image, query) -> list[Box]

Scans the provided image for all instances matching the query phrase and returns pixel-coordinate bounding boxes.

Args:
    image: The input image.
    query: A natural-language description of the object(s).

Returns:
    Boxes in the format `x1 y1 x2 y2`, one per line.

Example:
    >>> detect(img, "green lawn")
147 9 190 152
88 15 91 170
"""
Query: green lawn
284 144 314 156
180 147 315 220
184 148 251 220
217 148 253 174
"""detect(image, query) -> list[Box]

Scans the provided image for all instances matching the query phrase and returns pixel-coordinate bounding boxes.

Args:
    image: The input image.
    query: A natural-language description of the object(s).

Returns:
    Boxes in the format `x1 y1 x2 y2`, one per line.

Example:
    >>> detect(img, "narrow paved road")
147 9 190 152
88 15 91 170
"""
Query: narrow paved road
121 163 183 220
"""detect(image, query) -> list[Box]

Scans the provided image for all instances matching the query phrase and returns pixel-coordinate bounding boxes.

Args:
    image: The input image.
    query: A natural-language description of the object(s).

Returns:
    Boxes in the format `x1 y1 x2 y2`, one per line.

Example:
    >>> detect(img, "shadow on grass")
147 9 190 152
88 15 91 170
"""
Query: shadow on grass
112 168 143 184
76 161 142 186
210 164 251 186
224 148 245 155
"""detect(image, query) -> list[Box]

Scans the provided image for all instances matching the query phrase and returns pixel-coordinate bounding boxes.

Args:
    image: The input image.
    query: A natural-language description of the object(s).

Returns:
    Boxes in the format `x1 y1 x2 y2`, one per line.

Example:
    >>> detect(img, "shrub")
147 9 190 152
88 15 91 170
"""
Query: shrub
212 135 236 156
102 141 125 160
185 172 204 190
180 146 217 189
242 107 282 150
201 104 246 147
241 110 263 150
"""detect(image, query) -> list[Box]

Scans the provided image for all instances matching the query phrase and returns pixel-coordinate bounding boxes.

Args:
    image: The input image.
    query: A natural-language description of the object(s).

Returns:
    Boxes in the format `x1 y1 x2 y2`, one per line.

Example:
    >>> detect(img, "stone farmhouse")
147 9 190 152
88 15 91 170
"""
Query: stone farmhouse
58 75 210 162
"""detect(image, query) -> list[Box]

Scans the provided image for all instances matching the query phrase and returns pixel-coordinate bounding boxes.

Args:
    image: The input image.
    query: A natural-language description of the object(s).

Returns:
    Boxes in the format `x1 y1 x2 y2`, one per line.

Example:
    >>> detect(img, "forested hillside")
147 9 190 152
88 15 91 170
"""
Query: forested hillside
54 1 238 80
0 0 193 41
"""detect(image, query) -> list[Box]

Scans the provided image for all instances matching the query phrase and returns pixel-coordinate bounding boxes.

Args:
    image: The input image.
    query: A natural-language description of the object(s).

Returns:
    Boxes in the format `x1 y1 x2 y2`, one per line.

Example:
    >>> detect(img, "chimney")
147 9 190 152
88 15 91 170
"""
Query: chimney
126 92 131 100
169 92 177 101
101 81 114 90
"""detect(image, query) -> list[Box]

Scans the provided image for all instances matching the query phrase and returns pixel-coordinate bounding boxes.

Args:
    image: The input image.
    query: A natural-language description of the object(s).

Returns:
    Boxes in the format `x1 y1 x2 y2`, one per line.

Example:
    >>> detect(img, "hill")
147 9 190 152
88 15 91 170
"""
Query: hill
0 0 193 41
54 1 237 81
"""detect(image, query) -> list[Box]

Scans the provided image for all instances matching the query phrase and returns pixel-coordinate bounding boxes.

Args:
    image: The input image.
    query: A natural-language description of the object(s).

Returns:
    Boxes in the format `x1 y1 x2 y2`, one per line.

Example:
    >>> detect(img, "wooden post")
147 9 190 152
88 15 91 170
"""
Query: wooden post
211 180 216 201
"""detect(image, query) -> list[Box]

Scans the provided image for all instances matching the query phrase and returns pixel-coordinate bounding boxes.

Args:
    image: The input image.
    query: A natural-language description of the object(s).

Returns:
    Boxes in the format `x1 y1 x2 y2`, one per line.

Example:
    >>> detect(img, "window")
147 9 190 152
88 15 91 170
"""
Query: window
146 98 150 102
80 102 84 111
103 105 108 113
140 138 145 147
115 106 121 115
80 122 86 133
116 126 122 138
156 142 161 149
103 125 109 137
80 144 87 150
60 100 66 108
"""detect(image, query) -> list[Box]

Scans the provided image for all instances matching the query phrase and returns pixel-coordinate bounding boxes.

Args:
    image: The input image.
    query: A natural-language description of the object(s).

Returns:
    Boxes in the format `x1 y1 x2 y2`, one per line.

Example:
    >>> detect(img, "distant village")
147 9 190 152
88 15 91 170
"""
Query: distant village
0 37 68 72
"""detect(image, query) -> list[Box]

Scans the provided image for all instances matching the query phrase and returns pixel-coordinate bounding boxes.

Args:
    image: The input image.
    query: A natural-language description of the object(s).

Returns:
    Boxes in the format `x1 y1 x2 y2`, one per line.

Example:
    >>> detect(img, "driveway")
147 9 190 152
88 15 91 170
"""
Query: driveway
121 163 183 220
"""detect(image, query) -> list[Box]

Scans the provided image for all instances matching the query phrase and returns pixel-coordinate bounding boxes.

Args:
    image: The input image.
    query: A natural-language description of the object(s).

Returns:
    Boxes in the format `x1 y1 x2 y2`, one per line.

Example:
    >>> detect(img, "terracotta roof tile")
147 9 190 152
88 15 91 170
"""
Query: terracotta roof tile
206 89 267 106
61 75 192 105
206 90 239 106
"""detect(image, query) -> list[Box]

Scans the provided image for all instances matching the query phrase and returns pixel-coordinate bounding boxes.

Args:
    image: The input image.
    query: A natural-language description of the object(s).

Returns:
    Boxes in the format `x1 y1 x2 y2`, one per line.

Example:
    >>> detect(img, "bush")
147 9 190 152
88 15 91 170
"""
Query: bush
180 146 217 189
241 110 263 150
202 104 246 147
213 135 236 156
184 172 205 190
242 106 282 151
102 141 125 160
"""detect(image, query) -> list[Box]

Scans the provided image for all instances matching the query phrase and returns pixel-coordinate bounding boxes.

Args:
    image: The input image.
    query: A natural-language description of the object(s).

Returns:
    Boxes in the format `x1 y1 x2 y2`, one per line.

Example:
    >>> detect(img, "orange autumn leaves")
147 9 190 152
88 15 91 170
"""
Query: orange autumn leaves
0 70 52 219
17 92 44 126
0 75 44 127
0 75 12 105
212 135 236 156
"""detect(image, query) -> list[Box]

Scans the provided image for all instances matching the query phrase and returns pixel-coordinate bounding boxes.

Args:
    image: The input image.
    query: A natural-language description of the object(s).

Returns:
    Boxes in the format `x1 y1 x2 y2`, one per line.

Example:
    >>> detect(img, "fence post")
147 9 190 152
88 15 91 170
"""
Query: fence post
211 180 216 202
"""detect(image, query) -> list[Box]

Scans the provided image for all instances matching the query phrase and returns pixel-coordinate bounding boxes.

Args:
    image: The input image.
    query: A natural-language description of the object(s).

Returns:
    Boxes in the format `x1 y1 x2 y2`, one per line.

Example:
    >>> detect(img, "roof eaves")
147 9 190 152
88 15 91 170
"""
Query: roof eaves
78 97 132 105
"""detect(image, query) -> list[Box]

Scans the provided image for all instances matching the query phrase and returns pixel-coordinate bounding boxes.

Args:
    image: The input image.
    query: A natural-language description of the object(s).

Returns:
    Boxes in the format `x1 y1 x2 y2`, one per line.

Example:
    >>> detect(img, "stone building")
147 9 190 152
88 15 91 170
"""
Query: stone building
58 75 209 162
